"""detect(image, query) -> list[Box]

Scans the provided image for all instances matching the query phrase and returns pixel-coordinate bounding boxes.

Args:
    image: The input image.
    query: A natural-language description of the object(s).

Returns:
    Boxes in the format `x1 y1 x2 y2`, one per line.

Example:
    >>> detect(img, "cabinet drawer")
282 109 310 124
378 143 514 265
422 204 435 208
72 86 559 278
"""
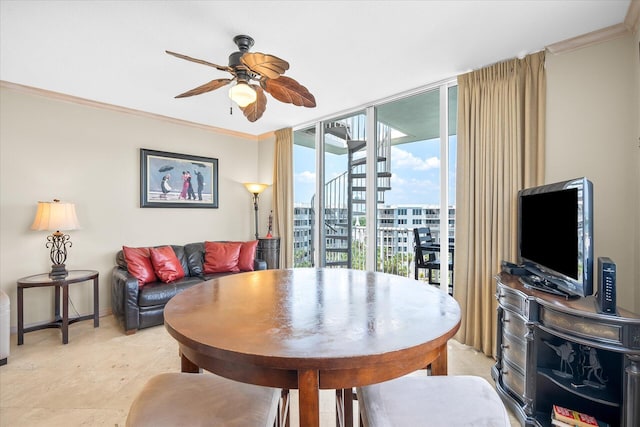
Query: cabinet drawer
540 307 623 347
497 285 530 318
502 331 526 373
502 359 525 400
503 309 528 338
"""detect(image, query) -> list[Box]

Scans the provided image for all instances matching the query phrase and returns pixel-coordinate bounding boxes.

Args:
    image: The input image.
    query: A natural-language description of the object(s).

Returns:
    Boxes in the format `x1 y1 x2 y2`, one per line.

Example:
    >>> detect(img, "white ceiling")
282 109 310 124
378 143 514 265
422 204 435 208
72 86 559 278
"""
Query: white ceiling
0 1 632 137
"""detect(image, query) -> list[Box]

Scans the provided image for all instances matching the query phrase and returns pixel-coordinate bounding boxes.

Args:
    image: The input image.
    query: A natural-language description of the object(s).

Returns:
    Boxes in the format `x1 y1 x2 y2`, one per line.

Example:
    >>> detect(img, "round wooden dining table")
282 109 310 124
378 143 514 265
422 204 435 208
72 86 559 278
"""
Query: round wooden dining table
164 268 461 427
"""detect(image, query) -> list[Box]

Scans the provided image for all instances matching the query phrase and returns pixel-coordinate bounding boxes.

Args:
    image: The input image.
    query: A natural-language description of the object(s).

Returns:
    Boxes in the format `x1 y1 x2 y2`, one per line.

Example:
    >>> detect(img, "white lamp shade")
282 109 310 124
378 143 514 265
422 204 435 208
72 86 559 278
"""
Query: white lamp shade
229 82 257 107
244 183 268 194
30 200 80 231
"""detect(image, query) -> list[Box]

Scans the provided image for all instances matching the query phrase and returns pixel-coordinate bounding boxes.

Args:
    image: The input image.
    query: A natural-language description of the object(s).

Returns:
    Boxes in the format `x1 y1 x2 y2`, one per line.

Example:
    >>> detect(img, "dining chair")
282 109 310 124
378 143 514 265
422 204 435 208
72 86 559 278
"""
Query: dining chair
356 374 510 427
126 372 287 427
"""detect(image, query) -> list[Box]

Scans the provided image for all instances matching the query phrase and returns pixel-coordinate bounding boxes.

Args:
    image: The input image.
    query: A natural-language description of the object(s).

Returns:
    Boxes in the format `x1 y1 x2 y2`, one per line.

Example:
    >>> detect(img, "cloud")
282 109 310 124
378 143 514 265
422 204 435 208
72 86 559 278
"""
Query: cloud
388 171 441 205
295 170 316 183
391 147 440 171
390 174 406 186
392 174 429 187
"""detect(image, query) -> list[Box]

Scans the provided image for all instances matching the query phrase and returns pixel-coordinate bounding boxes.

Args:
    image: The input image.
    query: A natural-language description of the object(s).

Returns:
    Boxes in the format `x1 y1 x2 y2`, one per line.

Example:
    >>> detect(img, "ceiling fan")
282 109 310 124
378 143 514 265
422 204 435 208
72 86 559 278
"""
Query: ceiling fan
166 35 316 122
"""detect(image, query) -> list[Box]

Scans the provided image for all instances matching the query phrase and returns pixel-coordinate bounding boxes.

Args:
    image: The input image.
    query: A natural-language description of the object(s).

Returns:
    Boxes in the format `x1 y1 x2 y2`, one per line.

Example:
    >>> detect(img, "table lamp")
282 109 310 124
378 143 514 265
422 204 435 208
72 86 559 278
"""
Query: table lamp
243 183 268 240
30 199 81 279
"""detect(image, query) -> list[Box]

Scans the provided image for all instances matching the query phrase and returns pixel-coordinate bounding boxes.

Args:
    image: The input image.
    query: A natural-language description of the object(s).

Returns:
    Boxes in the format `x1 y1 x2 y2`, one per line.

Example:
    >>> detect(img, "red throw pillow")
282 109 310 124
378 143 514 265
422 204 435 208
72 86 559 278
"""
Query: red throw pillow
122 246 157 287
204 241 242 273
237 240 259 271
149 246 185 283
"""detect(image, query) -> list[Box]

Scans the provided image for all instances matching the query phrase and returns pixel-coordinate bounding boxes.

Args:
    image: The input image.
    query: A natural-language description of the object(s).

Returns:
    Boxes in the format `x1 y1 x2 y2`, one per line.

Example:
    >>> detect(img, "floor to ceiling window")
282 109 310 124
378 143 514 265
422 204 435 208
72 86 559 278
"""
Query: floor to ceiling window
447 85 458 243
321 112 368 270
376 89 440 277
292 127 316 267
293 80 456 291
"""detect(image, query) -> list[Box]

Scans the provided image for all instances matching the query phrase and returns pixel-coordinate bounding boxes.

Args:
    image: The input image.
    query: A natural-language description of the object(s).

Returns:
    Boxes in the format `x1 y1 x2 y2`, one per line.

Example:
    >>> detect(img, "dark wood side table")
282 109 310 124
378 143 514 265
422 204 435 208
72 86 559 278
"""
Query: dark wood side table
257 237 280 269
164 268 461 427
17 270 99 345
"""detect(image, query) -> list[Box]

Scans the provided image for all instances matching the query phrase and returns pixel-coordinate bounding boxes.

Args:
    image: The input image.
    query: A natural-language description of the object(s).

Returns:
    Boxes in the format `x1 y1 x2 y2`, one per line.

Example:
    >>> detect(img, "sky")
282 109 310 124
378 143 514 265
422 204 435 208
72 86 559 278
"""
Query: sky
294 137 457 207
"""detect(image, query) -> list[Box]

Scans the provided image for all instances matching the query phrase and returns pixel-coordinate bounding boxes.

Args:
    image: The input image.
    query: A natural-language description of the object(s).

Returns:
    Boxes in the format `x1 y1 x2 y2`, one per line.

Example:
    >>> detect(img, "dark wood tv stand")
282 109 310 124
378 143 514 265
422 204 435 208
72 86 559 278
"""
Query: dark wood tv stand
492 272 640 427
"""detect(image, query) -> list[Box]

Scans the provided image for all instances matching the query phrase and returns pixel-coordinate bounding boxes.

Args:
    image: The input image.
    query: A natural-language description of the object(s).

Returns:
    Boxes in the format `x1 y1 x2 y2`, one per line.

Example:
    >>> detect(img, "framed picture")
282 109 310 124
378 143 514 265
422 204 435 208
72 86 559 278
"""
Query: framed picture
140 148 218 208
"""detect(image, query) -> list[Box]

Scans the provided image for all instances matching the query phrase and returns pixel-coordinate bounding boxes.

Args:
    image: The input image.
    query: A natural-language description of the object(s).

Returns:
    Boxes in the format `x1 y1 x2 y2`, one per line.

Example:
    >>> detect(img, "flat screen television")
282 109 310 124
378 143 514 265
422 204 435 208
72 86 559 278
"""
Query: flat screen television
517 177 594 298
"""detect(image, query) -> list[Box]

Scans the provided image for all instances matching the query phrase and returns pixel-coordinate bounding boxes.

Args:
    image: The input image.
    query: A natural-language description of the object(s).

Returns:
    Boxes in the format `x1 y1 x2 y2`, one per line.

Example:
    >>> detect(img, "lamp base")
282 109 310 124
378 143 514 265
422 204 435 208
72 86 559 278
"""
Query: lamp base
49 264 68 280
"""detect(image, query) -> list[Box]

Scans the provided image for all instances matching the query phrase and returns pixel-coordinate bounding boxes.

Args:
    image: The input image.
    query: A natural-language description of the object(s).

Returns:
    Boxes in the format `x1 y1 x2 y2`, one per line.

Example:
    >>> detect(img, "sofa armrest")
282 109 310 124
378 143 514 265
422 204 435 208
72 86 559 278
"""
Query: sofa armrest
111 266 141 333
254 259 267 271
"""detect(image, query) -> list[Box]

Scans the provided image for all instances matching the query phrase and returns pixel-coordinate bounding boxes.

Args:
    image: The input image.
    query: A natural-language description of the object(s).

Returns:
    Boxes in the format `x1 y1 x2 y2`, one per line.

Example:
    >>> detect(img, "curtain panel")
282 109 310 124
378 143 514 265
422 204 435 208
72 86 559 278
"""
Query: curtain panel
273 128 294 268
455 51 545 357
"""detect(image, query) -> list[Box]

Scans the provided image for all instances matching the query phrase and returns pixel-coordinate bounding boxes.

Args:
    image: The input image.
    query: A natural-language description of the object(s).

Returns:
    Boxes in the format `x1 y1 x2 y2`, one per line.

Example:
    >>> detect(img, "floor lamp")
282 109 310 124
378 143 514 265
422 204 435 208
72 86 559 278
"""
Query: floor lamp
243 183 268 240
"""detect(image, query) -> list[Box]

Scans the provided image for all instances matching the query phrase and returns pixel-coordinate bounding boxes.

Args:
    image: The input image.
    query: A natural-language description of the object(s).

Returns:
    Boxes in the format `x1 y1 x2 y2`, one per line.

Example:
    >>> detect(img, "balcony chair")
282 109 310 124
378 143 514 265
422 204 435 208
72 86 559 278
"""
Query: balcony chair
413 227 453 294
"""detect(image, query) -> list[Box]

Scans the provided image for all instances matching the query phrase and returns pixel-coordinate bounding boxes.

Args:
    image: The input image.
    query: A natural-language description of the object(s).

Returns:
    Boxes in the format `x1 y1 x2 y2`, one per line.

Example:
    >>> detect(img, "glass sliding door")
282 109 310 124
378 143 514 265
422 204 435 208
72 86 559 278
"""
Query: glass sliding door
293 127 316 267
322 112 367 269
376 89 441 277
293 81 456 279
447 84 458 267
293 112 369 269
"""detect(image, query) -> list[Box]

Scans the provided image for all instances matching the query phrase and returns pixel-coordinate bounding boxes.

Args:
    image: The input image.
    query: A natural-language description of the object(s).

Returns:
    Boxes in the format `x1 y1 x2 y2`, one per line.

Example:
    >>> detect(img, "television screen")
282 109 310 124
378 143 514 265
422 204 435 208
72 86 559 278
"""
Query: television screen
520 188 578 280
518 177 593 297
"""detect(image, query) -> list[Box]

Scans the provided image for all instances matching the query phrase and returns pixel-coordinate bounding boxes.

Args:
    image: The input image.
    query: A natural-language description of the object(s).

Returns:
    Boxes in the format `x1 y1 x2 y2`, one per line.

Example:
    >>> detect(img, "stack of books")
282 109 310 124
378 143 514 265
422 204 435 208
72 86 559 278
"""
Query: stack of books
551 405 609 427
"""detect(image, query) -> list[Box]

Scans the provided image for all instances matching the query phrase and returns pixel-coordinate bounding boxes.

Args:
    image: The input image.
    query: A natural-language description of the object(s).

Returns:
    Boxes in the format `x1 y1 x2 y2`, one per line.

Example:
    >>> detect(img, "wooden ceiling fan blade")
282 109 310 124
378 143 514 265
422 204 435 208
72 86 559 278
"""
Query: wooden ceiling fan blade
239 85 267 122
262 76 316 108
166 50 232 73
241 52 289 79
175 78 232 98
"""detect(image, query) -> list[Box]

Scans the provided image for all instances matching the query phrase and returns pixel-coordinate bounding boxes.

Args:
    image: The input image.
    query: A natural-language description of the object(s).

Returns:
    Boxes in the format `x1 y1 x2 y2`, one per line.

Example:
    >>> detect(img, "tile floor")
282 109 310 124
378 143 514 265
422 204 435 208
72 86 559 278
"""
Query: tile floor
0 315 520 426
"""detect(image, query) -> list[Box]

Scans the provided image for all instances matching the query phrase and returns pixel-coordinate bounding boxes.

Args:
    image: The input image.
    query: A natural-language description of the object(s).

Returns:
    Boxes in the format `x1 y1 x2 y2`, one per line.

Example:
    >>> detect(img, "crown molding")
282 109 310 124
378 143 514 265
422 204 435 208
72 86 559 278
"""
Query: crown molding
547 1 639 54
0 80 259 141
546 23 629 54
625 0 640 34
257 130 276 141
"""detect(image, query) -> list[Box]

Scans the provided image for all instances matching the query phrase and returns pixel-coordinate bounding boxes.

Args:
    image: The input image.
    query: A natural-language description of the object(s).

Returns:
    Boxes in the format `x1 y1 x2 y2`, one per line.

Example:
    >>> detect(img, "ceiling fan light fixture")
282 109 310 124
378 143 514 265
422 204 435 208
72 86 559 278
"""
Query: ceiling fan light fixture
229 81 257 107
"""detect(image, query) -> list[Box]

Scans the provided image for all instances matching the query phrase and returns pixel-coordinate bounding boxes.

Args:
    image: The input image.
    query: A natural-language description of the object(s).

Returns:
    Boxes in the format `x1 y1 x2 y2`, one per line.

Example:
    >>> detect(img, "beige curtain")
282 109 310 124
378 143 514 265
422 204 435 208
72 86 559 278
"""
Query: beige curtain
273 128 294 268
454 51 545 357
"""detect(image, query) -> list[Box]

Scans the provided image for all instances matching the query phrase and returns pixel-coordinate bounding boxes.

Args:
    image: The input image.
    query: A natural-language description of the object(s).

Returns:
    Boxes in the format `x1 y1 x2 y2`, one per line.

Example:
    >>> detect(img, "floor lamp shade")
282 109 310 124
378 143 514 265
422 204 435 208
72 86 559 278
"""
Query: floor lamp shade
31 200 81 279
243 183 268 195
243 183 268 240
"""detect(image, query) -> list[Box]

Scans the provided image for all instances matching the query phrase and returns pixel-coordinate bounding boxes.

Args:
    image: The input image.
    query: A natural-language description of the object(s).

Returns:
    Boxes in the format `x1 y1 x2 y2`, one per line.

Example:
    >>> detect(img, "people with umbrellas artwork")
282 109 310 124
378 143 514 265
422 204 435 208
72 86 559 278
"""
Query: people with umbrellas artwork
140 149 218 208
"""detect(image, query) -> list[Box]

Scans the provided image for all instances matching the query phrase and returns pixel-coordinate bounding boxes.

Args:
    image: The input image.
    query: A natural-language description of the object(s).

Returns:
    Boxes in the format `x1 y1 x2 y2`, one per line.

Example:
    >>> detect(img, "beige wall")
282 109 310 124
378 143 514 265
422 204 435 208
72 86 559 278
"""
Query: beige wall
0 86 270 328
2 30 639 332
546 34 639 313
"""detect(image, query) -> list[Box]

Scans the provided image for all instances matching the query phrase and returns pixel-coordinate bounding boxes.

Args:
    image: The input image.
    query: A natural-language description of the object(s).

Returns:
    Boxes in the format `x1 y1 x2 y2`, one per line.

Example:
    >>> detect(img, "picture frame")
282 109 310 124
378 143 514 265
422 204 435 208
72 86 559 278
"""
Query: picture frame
140 148 218 208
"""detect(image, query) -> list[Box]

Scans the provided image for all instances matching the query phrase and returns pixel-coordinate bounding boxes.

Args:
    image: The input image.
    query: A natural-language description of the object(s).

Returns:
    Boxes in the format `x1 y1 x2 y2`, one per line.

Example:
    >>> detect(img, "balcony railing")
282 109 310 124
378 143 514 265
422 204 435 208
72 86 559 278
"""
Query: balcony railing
351 226 452 287
294 218 454 291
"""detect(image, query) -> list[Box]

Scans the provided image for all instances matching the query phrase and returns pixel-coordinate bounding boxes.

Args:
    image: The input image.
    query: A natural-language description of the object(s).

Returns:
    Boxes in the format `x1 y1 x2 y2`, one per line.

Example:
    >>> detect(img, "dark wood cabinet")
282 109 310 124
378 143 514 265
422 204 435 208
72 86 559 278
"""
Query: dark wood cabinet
493 273 640 427
257 237 280 269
